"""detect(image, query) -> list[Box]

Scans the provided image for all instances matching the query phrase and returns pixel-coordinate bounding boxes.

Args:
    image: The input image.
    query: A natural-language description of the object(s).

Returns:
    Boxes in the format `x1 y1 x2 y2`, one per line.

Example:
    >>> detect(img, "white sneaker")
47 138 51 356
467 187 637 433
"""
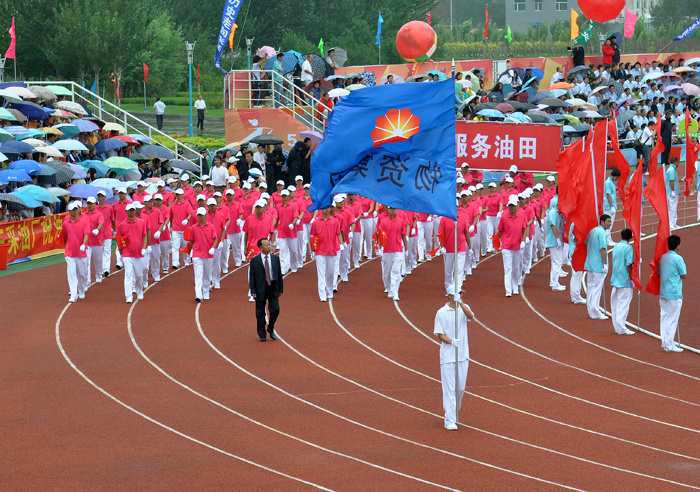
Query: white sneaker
392 296 400 301
551 285 566 291
213 284 221 290
126 297 133 304
137 294 144 300
573 300 586 304
505 293 512 297
595 315 610 320
444 422 458 431
559 271 569 277
619 329 635 335
68 297 77 303
664 345 683 353
249 296 255 302
78 293 85 299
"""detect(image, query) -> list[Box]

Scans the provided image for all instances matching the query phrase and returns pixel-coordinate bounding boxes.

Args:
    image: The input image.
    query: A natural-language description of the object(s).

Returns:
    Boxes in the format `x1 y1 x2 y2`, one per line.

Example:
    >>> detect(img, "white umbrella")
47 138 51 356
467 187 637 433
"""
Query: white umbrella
53 139 88 152
328 88 350 98
0 89 24 103
589 85 608 95
5 86 37 99
21 138 47 148
54 101 88 115
102 122 126 133
36 146 64 158
48 187 71 197
345 84 366 92
583 110 602 118
565 98 587 107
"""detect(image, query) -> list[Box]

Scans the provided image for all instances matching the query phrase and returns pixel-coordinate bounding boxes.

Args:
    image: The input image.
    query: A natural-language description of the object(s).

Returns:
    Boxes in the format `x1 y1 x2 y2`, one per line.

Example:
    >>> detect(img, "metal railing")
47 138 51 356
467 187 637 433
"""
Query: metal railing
26 81 205 174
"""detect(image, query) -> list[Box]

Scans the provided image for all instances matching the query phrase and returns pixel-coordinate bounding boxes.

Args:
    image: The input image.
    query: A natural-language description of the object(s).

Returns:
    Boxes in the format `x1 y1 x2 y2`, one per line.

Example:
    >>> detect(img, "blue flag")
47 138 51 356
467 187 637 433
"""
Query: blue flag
674 18 700 40
376 12 384 46
215 0 244 74
309 79 457 219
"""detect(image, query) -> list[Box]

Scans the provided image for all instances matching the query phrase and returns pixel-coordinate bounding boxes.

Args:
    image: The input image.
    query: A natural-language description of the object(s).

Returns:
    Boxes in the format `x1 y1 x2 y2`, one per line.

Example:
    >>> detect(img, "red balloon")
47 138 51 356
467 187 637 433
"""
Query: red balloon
577 0 625 23
395 21 437 63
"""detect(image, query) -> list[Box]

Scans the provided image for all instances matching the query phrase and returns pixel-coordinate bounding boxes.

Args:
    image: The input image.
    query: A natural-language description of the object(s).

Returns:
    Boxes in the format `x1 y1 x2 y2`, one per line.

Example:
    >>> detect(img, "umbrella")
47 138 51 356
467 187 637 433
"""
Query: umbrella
589 85 609 95
79 160 110 178
474 102 498 112
45 85 72 96
44 162 75 184
358 71 376 86
565 98 587 107
0 108 17 122
54 101 88 115
405 74 427 82
563 125 577 133
641 72 666 84
250 134 283 146
7 109 27 122
530 91 552 103
32 164 57 177
6 86 37 99
328 88 349 98
583 110 602 118
169 160 200 173
681 83 700 96
68 163 87 179
299 130 323 143
520 77 539 90
4 140 36 153
27 86 56 102
9 191 42 208
345 84 366 92
104 156 138 175
48 187 71 197
0 151 7 161
52 109 78 119
551 114 568 121
673 66 695 74
607 81 623 96
568 65 589 75
328 47 347 68
663 85 683 93
527 109 549 117
686 78 700 87
495 102 515 113
477 109 505 119
9 159 42 174
326 75 347 82
139 145 175 160
113 135 139 145
255 46 276 59
36 146 63 159
91 178 124 190
426 70 447 81
102 122 126 133
53 124 80 139
306 54 330 80
0 169 32 182
0 192 33 208
507 112 532 123
15 184 58 203
539 97 569 107
548 89 568 98
128 153 151 163
53 139 88 152
499 67 525 81
562 114 581 125
616 111 635 124
264 50 302 75
127 134 152 144
41 127 63 138
67 183 103 198
548 82 574 90
304 79 333 93
0 128 14 142
3 125 33 137
95 138 127 154
71 119 99 133
571 111 587 118
527 114 551 123
504 117 522 124
21 138 47 148
0 89 24 104
11 102 49 121
573 123 591 132
525 67 545 79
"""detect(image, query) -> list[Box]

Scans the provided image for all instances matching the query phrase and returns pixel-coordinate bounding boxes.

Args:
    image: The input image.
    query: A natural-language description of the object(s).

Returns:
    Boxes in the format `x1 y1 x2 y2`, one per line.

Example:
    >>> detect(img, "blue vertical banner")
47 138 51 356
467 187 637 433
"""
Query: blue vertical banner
309 79 457 219
376 12 384 46
674 18 700 40
215 0 244 74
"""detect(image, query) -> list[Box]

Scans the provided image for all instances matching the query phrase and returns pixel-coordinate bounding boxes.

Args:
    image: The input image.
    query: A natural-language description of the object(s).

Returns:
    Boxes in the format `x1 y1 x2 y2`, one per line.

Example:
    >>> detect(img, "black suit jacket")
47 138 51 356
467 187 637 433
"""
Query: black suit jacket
249 253 283 299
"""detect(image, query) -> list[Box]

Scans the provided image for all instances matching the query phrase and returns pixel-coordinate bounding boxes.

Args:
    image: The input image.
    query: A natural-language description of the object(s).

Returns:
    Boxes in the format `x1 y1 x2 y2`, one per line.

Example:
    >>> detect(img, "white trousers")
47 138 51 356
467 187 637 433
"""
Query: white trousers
296 230 305 269
538 222 547 257
470 226 481 267
315 255 336 300
193 257 212 300
302 224 313 262
611 287 633 334
339 242 350 281
604 209 616 244
149 243 161 281
521 238 533 275
478 220 488 256
667 195 678 228
487 216 499 251
87 244 104 283
381 251 404 297
361 218 375 259
66 256 88 300
123 257 143 300
586 271 606 319
171 230 191 267
278 237 294 274
351 231 362 268
443 252 466 292
159 239 171 272
441 359 469 427
115 247 123 268
406 236 418 271
549 246 564 288
227 232 243 267
502 249 522 295
210 247 222 287
659 298 682 350
570 270 584 303
102 239 112 274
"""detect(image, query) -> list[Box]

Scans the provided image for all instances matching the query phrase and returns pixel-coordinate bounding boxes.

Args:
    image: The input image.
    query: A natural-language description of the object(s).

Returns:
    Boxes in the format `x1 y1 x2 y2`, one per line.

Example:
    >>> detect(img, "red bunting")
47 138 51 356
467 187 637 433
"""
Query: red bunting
648 118 664 178
197 64 201 85
643 168 670 295
143 62 149 83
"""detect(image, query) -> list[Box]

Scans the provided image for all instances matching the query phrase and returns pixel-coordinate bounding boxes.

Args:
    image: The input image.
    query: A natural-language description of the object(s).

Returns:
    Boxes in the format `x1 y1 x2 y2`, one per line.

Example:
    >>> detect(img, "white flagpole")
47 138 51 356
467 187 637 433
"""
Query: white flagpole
453 205 460 423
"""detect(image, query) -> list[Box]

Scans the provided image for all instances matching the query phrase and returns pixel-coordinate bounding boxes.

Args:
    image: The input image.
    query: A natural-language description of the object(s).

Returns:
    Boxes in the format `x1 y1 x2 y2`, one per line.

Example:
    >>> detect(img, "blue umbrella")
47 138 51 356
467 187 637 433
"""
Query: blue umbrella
11 102 50 121
71 119 100 133
477 109 506 119
426 70 447 81
551 114 568 121
568 65 589 75
33 164 58 177
79 159 110 178
3 125 33 137
95 138 127 154
0 169 32 182
525 67 545 79
91 177 124 189
3 140 36 154
16 129 47 140
127 133 152 144
53 139 88 152
507 112 532 123
67 183 104 199
10 191 42 208
138 144 175 160
53 124 80 139
68 163 88 179
563 125 578 133
530 91 552 103
16 184 59 203
264 50 302 75
8 159 42 175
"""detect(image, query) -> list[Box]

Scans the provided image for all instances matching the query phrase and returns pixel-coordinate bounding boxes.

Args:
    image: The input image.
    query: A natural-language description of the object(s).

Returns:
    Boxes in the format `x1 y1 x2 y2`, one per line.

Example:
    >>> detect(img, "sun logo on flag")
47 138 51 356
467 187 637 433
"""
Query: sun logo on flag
370 108 420 148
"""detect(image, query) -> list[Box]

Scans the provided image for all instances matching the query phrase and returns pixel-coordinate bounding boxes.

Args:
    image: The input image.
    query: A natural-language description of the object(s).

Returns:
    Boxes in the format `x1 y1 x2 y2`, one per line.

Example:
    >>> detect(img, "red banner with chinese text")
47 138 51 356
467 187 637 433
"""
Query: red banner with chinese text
456 121 562 172
0 213 67 264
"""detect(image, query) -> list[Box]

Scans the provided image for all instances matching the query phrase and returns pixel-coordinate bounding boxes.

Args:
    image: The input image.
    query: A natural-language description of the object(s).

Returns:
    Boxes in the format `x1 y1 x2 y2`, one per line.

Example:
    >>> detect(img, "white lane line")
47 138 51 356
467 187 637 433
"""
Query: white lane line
55 299 334 491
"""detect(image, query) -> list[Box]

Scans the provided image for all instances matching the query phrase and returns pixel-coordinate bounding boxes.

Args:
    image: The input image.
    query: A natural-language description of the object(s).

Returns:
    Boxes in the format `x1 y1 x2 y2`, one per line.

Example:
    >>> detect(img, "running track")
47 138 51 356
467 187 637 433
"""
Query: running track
2 198 700 490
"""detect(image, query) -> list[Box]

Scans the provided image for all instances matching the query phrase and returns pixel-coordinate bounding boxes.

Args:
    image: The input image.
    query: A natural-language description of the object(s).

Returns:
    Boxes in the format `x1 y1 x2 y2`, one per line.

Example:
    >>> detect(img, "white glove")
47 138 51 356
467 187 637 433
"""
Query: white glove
208 247 216 255
154 231 161 239
339 244 345 251
557 238 563 248
348 232 354 240
79 244 86 252
310 218 316 224
468 225 475 234
237 219 244 228
497 211 502 219
181 219 189 226
602 264 609 274
373 211 377 217
147 246 152 254
92 228 99 236
411 228 416 235
439 247 446 254
671 191 677 197
612 204 617 211
363 212 369 217
141 248 146 256
288 223 295 230
520 241 525 250
451 339 462 349
525 237 530 244
217 241 223 250
427 216 433 222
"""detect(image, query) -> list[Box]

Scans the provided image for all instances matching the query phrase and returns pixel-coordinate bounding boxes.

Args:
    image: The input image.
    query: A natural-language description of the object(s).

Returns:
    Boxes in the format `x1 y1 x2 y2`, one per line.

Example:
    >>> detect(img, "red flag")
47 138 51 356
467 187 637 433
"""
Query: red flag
591 119 609 215
116 236 130 252
568 149 596 272
310 235 322 253
483 5 489 39
684 107 698 197
491 233 501 251
608 118 630 199
648 117 664 178
5 18 15 59
245 244 256 260
427 12 431 25
643 168 670 295
556 137 585 223
197 64 201 85
622 164 644 290
143 62 149 83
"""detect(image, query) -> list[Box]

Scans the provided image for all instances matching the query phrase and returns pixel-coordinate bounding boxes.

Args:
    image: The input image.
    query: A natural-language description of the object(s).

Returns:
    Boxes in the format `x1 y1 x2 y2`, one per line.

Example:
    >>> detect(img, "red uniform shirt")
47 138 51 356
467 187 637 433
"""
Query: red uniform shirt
206 210 226 241
276 202 299 239
189 222 217 258
96 202 114 241
497 210 527 250
62 216 89 257
225 201 244 234
377 214 407 253
144 207 164 244
112 200 130 226
309 215 341 256
243 214 275 254
84 210 105 247
438 215 468 253
116 218 147 258
239 193 257 220
484 193 503 217
170 200 193 232
155 205 171 241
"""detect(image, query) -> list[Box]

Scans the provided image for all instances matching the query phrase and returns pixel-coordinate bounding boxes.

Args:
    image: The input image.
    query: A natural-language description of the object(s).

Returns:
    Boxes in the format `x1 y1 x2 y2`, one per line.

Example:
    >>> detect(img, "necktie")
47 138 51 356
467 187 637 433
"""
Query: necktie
264 255 272 286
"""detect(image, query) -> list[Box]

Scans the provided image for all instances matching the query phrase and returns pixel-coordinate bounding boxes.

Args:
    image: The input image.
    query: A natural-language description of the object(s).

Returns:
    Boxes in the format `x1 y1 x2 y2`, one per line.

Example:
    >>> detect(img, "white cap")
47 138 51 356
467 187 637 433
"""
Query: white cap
174 189 184 195
518 193 526 200
166 178 176 184
525 187 533 194
333 194 345 203
260 192 270 200
259 182 268 188
180 173 190 180
280 189 290 196
137 181 146 187
225 188 235 195
456 177 466 184
157 180 165 187
196 194 207 201
534 183 544 190
213 191 222 197
202 175 209 181
475 183 484 190
303 183 310 188
295 175 303 181
505 177 514 183
459 190 469 197
154 193 163 200
446 285 463 296
461 162 469 168
247 177 256 184
507 196 519 206
488 182 497 188
206 198 217 206
134 202 144 209
509 165 518 173
287 185 297 192
228 156 236 163
194 181 203 187
86 196 97 203
546 175 556 182
206 180 214 186
97 189 107 196
468 185 476 192
276 180 285 186
334 200 344 207
249 168 262 177
196 207 207 215
117 187 127 193
143 195 152 202
125 203 136 211
242 182 252 190
254 199 267 208
228 176 238 183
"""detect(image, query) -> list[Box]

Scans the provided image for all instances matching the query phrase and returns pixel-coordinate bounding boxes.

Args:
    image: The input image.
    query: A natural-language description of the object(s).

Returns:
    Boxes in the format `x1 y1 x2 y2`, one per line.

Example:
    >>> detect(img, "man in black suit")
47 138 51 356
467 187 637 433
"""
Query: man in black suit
249 238 283 341
660 110 674 166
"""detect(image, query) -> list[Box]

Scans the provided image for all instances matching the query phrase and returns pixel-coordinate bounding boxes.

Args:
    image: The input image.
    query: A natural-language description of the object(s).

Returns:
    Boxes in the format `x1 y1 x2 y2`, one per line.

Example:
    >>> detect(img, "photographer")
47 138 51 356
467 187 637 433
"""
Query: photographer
568 43 585 67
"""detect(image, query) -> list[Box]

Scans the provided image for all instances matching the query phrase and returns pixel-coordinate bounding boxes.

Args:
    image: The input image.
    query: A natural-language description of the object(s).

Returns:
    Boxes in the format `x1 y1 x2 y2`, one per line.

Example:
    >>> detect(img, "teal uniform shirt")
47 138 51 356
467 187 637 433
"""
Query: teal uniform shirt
584 225 607 273
659 250 686 300
610 240 634 288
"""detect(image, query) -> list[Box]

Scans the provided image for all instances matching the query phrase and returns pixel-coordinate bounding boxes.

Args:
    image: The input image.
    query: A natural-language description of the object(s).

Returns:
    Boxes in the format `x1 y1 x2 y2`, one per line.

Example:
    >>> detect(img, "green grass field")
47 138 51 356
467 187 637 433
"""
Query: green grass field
120 103 225 118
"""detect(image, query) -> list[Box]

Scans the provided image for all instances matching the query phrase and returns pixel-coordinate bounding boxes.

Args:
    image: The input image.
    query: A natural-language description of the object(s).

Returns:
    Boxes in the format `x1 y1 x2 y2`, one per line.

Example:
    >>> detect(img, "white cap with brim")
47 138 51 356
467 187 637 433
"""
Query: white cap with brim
143 195 152 202
97 190 107 196
508 196 519 206
276 180 285 186
242 182 252 190
166 178 176 184
154 193 163 200
213 191 222 197
295 175 303 181
134 202 145 209
457 177 466 184
196 207 207 215
180 173 190 180
157 180 165 187
547 175 556 182
206 198 217 206
505 177 514 183
475 183 484 190
225 189 235 195
249 168 262 177
196 194 206 201
86 197 97 203
303 183 310 188
228 176 238 183
468 186 476 192
125 203 136 211
259 182 268 188
194 181 203 187
446 285 463 296
175 189 184 195
137 181 146 187
280 190 290 196
254 199 267 208
228 156 236 163
287 185 297 192
206 180 214 186
118 187 127 194
260 192 270 200
509 165 518 173
488 182 497 188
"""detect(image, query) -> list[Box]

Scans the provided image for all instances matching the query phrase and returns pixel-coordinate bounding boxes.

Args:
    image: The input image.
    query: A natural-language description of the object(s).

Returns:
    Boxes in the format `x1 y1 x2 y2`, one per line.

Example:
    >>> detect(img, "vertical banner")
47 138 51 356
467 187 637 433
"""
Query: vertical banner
215 0 244 74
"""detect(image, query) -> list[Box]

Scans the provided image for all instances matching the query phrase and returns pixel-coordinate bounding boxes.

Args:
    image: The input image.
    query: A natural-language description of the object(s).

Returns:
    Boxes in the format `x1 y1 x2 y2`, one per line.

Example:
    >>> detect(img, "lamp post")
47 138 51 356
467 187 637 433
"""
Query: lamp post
186 41 196 137
246 38 254 70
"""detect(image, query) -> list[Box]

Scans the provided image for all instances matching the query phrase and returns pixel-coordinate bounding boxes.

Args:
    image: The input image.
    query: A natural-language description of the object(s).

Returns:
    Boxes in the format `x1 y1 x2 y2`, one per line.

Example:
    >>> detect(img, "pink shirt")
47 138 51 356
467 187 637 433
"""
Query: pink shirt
484 193 503 217
131 191 148 204
116 218 147 258
225 201 244 234
158 189 174 207
243 214 275 254
299 196 315 225
206 210 226 240
404 211 418 237
84 210 105 247
521 204 535 237
62 216 88 257
96 203 114 241
189 222 216 258
276 202 299 239
170 201 193 232
497 210 527 250
438 215 468 253
239 194 257 219
309 215 341 256
350 201 363 233
377 214 407 253
271 191 284 209
155 205 171 241
112 200 130 225
144 207 164 243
